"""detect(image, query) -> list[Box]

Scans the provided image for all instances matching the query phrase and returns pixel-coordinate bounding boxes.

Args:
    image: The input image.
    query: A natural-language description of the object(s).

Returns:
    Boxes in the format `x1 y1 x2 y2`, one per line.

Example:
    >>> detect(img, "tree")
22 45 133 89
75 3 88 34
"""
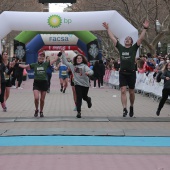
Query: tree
0 0 44 55
71 0 170 56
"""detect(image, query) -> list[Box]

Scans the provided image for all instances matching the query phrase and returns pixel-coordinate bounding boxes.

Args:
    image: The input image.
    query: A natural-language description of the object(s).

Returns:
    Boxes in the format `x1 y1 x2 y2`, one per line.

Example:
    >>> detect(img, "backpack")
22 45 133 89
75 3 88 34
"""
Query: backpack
156 71 162 82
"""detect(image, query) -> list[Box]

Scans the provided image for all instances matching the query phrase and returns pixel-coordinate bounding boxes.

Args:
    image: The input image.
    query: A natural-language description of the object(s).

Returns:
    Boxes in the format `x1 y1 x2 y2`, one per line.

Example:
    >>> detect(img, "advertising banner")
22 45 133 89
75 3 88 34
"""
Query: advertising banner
39 45 84 55
0 10 138 46
41 34 78 45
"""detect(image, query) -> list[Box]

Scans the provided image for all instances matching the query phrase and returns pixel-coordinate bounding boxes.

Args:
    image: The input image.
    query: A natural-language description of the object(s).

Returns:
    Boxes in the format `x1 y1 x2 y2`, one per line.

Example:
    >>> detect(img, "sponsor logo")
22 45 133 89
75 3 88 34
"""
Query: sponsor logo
37 67 44 71
49 36 69 42
122 52 129 55
48 15 72 28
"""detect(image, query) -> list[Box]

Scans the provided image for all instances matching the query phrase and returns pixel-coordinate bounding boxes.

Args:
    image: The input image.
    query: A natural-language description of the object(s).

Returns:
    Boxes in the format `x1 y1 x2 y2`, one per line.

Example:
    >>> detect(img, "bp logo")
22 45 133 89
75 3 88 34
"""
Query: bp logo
48 15 62 28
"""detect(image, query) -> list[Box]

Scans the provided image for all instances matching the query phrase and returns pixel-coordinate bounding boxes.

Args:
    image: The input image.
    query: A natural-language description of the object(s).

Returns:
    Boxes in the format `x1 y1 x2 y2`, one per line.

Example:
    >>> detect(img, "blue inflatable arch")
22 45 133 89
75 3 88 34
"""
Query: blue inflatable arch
26 34 88 78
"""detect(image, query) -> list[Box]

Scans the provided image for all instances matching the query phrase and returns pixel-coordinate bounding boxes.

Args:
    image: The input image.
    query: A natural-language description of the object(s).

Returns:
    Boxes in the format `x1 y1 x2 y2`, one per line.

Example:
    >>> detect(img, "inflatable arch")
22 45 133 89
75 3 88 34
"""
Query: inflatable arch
24 33 89 78
15 31 97 45
14 30 101 61
0 10 138 53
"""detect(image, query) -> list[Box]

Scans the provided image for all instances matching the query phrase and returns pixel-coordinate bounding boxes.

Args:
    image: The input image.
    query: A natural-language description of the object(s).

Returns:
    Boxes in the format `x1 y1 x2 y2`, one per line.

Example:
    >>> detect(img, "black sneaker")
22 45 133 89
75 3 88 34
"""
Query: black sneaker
34 110 39 117
40 112 44 117
63 88 66 93
129 106 134 117
87 97 92 108
123 108 128 117
60 88 63 92
156 109 161 116
76 112 81 118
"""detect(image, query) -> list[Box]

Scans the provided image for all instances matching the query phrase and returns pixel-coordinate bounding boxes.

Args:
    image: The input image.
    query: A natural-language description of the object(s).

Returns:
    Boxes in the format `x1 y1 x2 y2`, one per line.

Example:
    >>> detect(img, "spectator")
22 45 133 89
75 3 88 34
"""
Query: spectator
99 59 105 87
15 58 24 89
46 56 54 93
93 60 100 88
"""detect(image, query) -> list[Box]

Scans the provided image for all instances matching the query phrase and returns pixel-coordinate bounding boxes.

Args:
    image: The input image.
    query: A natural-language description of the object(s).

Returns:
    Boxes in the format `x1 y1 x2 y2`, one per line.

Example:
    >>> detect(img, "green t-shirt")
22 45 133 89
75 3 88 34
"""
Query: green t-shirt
30 62 50 80
116 41 139 71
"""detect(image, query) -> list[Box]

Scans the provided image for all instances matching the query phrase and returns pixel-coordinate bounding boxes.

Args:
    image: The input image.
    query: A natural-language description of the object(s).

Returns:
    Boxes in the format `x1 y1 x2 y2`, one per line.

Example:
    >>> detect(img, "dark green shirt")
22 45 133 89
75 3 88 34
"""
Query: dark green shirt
116 41 139 71
30 62 50 80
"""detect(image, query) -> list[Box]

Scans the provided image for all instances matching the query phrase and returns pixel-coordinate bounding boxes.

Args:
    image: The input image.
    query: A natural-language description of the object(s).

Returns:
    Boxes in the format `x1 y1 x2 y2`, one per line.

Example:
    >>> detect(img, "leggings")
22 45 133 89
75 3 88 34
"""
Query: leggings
0 83 6 103
158 88 170 110
75 85 89 112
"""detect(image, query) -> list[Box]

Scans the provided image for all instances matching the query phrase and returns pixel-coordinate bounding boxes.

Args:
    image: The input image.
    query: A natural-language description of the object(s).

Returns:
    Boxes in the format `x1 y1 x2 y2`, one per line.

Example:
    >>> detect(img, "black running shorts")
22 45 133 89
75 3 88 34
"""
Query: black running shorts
119 71 136 89
33 80 48 91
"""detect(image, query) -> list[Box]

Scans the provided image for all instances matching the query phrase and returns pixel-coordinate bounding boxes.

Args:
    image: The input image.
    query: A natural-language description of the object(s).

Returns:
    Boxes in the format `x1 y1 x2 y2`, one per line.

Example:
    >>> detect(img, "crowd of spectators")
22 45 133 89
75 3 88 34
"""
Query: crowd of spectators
104 53 170 76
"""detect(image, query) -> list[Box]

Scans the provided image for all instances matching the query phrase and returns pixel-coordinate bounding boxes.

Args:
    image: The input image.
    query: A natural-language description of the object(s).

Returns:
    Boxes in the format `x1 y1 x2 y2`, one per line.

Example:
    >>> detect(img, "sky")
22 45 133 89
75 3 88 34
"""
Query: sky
49 3 71 12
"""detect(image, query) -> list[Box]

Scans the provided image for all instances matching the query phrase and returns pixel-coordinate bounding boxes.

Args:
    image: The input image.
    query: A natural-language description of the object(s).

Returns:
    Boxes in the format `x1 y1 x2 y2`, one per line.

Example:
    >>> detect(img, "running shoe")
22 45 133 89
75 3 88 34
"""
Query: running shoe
129 106 134 117
87 97 92 108
40 112 44 117
63 88 66 93
156 109 160 116
34 110 39 117
76 112 81 118
3 107 7 112
123 108 128 117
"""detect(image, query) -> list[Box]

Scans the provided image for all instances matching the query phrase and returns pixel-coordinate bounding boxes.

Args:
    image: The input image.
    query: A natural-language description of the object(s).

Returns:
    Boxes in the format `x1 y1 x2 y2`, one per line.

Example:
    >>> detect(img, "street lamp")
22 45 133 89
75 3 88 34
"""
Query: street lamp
155 19 162 55
1 39 6 51
157 41 161 55
155 19 161 33
158 42 161 48
1 39 6 45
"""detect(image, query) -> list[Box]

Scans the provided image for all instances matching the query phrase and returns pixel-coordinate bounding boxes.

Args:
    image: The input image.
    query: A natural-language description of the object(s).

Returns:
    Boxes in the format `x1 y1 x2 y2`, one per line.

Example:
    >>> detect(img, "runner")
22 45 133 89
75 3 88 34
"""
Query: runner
156 62 170 116
19 52 61 117
55 59 69 94
103 20 149 117
61 51 93 118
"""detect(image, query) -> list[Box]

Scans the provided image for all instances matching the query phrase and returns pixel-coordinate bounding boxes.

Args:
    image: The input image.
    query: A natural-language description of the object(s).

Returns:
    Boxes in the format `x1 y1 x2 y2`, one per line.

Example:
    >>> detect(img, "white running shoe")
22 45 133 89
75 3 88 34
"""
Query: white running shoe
11 86 16 89
3 107 7 112
17 87 23 90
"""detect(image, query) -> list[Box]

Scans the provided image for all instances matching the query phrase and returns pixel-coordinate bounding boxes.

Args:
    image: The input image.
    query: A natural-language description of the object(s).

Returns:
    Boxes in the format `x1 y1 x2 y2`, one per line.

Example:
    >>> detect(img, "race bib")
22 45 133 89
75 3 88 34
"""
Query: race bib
61 71 67 75
4 73 10 80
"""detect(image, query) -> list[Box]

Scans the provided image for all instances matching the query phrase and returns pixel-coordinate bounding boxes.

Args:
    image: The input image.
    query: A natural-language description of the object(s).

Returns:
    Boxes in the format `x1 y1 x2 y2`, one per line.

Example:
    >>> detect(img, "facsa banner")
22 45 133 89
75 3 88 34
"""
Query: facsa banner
41 34 78 45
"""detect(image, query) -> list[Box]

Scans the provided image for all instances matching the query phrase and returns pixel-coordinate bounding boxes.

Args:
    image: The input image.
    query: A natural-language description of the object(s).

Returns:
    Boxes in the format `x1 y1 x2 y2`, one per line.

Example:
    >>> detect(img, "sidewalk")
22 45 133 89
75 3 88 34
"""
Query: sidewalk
0 72 170 170
0 72 170 136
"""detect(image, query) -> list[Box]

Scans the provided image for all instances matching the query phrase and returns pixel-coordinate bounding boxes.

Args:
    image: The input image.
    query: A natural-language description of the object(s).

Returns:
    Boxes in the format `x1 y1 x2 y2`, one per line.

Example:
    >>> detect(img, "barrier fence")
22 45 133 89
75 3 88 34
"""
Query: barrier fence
103 70 169 101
